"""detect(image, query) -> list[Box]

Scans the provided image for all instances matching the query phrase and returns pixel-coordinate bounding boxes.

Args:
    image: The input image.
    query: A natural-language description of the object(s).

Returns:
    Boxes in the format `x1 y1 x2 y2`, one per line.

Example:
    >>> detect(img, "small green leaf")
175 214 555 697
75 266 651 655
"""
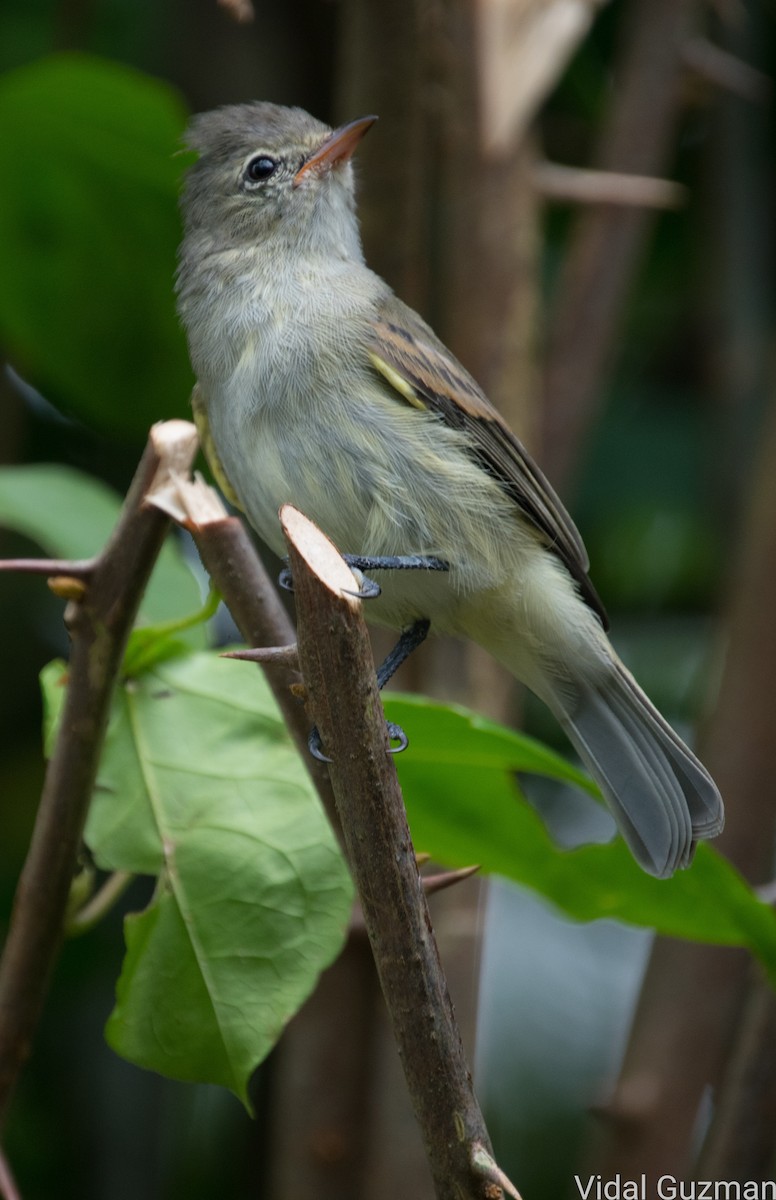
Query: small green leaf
386 695 776 983
51 650 353 1109
121 630 192 677
0 464 203 636
122 589 221 676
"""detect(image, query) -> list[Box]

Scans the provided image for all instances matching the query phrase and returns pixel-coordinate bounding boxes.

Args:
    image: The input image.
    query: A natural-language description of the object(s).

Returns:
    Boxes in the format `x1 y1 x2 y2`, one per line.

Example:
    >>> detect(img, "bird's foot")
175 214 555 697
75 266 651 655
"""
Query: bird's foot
308 719 409 763
282 555 437 763
280 553 447 599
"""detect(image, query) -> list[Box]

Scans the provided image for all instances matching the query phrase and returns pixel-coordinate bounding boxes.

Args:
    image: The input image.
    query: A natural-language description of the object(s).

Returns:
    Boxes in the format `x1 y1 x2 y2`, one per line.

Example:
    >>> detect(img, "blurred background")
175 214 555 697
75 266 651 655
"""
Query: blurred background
0 0 775 1196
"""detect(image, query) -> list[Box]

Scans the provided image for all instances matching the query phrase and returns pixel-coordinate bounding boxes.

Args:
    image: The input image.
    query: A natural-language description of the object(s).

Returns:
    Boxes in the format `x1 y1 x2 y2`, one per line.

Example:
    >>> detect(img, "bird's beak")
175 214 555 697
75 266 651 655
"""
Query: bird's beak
293 115 377 188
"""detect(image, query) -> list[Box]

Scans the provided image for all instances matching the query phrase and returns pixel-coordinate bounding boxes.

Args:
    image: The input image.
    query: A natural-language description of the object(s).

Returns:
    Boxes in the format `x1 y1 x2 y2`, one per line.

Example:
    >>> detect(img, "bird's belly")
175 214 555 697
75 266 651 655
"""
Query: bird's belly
210 396 374 552
204 371 528 630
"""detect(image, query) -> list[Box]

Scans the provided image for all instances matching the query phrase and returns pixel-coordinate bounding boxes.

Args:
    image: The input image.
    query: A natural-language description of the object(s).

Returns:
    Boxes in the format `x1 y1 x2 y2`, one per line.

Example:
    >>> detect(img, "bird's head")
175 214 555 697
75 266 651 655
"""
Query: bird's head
180 102 376 259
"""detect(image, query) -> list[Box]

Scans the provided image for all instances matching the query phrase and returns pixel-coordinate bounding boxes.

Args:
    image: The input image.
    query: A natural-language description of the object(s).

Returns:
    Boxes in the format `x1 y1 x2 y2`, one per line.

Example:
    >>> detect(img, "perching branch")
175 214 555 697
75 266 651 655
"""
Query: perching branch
147 439 484 1195
0 421 197 1128
280 504 518 1200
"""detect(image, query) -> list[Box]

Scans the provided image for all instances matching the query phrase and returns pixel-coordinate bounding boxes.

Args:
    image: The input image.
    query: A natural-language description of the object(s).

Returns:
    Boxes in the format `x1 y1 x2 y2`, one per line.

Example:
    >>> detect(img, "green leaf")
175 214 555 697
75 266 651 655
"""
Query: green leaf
46 650 352 1108
122 588 222 676
386 695 776 983
0 54 192 437
0 464 203 635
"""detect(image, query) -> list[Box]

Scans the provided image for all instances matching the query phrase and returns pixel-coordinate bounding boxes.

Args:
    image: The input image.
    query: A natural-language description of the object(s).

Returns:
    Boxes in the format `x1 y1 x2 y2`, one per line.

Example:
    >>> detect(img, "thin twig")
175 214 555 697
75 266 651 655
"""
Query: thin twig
221 644 299 667
422 865 481 897
0 558 95 577
471 1143 524 1200
534 162 687 210
683 36 772 104
281 504 514 1200
0 421 197 1128
349 865 481 934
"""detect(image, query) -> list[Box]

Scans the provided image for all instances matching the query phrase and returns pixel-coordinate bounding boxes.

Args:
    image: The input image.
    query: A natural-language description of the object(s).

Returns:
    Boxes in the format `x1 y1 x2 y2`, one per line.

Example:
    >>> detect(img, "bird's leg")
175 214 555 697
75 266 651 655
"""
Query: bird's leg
279 553 448 597
375 618 431 690
286 551 442 762
307 616 432 764
376 617 430 752
341 554 448 599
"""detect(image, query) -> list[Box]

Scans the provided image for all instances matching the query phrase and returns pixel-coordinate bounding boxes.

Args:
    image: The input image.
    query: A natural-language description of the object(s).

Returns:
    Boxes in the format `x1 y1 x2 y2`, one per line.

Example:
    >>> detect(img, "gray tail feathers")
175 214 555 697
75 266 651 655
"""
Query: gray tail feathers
549 658 724 878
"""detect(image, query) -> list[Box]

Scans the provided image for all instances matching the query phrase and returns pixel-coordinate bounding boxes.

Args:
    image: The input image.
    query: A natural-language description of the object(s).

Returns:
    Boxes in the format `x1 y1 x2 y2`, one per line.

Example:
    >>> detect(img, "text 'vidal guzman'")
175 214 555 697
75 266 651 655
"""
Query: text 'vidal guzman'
575 1176 776 1200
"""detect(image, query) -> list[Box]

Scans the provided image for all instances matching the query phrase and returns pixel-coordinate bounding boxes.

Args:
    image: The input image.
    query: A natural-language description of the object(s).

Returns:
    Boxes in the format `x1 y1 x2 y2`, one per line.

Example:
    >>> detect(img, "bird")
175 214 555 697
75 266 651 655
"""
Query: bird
176 101 724 878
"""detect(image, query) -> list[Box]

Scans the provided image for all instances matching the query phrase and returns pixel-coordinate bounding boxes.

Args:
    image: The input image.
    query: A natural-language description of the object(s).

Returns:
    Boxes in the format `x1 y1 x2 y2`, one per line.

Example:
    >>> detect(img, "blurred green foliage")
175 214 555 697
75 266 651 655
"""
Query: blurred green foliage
0 54 192 437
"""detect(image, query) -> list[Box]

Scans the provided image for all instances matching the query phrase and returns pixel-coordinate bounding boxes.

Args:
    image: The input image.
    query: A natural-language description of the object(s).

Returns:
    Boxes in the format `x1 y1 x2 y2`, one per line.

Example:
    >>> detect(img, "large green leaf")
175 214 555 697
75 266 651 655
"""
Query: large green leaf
387 695 776 982
0 463 202 631
41 651 352 1108
0 54 192 437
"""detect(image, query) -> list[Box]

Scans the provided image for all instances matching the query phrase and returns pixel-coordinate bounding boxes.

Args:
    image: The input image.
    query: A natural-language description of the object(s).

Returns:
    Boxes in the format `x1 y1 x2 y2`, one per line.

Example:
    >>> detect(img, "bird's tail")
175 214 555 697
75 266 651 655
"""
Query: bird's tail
545 655 724 877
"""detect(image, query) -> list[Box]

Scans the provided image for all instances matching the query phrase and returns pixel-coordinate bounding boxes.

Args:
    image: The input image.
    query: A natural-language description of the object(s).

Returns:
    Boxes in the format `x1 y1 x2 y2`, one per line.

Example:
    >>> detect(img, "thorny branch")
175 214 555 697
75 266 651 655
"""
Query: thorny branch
0 421 198 1127
280 504 519 1200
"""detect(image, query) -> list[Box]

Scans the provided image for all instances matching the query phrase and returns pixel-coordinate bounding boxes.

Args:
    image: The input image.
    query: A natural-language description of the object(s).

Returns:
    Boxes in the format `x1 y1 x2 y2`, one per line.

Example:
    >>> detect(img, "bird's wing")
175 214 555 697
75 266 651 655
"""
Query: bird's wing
368 293 608 627
190 383 243 510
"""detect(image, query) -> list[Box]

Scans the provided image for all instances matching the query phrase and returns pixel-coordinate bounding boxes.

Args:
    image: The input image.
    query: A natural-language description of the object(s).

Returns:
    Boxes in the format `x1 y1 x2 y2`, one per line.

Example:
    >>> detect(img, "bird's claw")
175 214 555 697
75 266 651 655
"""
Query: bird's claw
307 719 408 762
386 721 409 754
280 561 380 600
308 725 333 763
278 563 294 593
342 568 381 600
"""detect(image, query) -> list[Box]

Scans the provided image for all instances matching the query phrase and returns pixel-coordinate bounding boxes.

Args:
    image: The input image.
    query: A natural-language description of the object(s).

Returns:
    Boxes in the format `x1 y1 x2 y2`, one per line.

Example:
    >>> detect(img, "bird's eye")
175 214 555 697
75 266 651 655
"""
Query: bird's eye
245 155 278 184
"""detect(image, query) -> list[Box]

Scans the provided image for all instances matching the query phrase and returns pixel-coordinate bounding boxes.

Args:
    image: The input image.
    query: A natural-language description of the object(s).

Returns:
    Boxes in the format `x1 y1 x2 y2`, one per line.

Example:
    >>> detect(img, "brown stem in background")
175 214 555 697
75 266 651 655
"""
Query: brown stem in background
696 967 776 1179
592 388 776 1179
281 505 516 1200
0 422 197 1128
542 0 699 491
589 3 775 1176
683 37 772 104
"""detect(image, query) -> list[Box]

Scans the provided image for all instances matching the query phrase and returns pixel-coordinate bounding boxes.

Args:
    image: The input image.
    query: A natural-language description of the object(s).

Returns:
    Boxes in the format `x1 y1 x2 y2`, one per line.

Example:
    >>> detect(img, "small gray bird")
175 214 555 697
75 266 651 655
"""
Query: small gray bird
176 101 724 877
